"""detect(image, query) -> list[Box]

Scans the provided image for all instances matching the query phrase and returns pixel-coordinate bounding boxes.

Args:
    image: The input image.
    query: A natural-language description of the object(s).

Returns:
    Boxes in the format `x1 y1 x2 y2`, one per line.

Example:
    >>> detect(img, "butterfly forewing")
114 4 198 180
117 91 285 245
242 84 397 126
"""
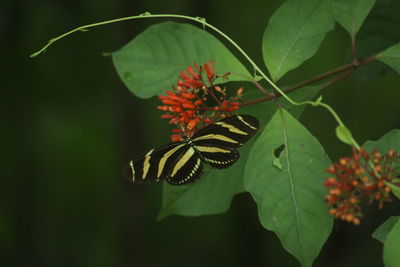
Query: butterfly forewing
123 142 186 183
192 115 259 149
192 115 259 169
123 142 204 185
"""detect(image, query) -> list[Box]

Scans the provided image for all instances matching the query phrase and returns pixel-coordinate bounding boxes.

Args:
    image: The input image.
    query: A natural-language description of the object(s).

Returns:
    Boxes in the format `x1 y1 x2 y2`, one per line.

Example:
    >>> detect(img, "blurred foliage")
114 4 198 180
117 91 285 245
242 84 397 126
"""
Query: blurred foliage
1 0 400 266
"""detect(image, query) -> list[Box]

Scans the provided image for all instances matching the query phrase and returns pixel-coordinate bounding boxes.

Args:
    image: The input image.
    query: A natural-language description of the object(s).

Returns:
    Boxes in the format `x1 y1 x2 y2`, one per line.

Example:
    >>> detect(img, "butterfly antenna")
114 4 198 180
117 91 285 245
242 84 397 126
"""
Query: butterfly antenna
178 122 186 133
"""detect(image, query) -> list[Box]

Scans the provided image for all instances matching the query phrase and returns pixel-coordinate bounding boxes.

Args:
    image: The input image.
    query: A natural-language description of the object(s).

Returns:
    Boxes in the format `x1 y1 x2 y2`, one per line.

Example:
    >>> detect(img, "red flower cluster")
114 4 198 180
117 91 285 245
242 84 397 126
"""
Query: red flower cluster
157 61 243 141
324 147 400 225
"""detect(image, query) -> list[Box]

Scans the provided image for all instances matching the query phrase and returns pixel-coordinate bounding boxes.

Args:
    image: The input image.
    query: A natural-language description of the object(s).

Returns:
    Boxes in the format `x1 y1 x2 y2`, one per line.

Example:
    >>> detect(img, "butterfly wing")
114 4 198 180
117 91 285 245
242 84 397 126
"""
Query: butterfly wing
194 145 239 169
192 115 259 148
123 142 186 183
123 142 203 185
165 146 204 185
192 115 259 169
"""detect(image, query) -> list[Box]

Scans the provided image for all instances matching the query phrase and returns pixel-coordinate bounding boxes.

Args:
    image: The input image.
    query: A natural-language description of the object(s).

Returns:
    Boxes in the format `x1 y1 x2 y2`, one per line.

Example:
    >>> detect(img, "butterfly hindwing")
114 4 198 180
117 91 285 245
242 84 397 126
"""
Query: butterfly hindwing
166 146 204 185
195 145 239 169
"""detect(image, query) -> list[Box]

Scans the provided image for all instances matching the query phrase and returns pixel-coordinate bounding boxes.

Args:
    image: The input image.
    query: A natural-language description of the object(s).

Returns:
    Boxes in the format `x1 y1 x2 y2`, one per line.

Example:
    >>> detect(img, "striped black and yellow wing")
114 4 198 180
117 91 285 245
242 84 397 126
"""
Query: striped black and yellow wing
192 115 259 168
123 114 259 185
123 142 204 185
164 145 204 185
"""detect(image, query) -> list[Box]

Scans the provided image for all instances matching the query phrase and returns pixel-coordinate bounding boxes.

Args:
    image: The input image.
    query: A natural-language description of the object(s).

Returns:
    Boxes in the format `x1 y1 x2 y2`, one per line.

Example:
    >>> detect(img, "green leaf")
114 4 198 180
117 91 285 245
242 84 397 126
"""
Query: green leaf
245 109 333 267
363 129 400 153
332 0 375 37
354 0 400 82
262 0 334 81
158 141 250 220
376 43 400 74
335 125 354 145
112 22 251 98
373 216 400 243
273 157 283 170
384 218 400 267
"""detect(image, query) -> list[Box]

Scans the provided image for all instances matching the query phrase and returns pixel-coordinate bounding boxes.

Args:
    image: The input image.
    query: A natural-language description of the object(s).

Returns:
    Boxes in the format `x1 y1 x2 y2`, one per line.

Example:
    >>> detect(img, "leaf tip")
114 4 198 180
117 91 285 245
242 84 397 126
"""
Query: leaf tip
30 51 41 58
335 125 354 145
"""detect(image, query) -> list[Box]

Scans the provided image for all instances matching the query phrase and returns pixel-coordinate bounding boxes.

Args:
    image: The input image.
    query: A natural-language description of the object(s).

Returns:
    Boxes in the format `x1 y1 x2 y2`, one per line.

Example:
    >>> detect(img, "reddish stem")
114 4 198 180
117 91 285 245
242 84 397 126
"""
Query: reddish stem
239 54 376 107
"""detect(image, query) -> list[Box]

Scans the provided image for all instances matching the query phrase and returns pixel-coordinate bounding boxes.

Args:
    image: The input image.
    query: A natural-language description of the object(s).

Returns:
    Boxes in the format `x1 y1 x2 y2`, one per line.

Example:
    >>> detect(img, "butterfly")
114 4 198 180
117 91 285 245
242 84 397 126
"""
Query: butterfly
122 114 259 185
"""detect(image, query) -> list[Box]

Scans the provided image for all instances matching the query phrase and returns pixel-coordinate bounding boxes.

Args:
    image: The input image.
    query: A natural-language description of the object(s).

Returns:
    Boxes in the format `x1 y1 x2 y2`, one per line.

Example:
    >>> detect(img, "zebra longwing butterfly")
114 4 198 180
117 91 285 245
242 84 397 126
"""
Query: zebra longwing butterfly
123 114 259 185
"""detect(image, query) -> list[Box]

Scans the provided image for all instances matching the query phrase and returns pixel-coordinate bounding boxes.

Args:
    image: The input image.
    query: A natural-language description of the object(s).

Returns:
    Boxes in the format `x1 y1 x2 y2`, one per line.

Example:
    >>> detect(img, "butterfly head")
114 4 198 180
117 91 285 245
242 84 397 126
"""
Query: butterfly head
180 133 192 144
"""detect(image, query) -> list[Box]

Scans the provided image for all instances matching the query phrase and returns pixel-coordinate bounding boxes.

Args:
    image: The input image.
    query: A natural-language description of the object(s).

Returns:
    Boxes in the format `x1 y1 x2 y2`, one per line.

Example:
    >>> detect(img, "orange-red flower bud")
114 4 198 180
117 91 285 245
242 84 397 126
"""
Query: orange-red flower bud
187 119 198 130
204 60 214 81
214 86 223 93
171 134 182 142
329 208 337 215
161 114 174 119
194 100 203 105
157 106 169 111
222 72 231 79
330 188 341 195
186 66 200 80
162 99 180 106
350 197 359 204
168 95 191 104
324 177 337 187
169 106 182 113
179 70 191 80
181 93 196 99
182 103 196 109
228 106 239 112
326 165 335 173
193 62 201 72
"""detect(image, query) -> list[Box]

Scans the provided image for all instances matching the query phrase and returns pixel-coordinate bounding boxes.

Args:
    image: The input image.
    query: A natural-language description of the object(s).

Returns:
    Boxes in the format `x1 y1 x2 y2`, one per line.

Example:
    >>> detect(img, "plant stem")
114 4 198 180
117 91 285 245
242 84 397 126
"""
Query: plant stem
205 86 222 106
239 54 375 107
351 35 358 63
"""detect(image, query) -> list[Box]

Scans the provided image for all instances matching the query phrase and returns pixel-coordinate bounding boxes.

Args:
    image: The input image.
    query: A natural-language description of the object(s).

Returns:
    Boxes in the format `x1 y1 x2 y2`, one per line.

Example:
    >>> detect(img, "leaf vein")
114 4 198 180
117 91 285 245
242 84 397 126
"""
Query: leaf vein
280 110 307 263
274 1 319 79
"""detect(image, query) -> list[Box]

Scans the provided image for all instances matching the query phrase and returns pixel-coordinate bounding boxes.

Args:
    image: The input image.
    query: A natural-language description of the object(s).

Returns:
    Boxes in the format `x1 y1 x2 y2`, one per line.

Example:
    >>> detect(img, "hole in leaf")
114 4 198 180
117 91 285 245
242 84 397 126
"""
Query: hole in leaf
274 144 286 158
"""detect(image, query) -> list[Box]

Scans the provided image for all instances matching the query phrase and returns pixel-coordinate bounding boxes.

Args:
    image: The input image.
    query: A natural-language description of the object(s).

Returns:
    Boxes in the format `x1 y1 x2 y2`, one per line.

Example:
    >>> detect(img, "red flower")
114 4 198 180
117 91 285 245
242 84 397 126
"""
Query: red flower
324 147 400 225
157 61 243 140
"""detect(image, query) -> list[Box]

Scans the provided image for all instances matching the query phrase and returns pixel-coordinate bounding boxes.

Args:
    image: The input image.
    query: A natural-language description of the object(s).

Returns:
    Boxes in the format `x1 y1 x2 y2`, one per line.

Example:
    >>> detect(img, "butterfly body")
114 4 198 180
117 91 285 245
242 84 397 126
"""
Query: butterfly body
123 115 259 185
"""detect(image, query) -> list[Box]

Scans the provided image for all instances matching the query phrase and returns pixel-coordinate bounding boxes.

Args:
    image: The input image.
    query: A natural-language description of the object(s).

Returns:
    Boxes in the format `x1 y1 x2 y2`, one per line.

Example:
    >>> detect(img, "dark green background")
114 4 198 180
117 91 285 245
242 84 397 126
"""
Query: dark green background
2 0 399 266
